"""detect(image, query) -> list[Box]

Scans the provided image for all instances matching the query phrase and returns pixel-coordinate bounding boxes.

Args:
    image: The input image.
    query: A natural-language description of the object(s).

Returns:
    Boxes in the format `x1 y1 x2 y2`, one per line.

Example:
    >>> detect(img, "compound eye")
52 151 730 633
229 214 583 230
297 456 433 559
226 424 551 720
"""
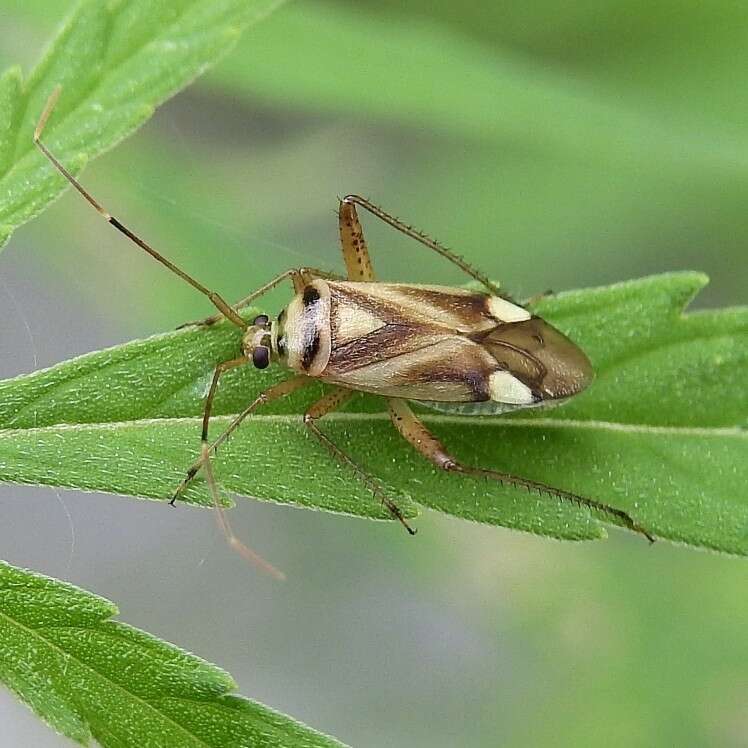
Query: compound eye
252 346 270 369
252 314 269 327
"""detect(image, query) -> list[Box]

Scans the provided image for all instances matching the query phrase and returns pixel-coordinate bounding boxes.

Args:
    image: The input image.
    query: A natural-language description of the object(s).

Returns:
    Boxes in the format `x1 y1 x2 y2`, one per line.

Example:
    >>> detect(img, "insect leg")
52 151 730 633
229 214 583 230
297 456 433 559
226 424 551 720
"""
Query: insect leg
338 200 375 281
178 267 345 329
340 194 500 295
169 355 246 503
172 374 310 502
199 356 248 444
387 398 655 542
200 440 286 580
304 388 417 535
33 86 247 330
173 374 309 577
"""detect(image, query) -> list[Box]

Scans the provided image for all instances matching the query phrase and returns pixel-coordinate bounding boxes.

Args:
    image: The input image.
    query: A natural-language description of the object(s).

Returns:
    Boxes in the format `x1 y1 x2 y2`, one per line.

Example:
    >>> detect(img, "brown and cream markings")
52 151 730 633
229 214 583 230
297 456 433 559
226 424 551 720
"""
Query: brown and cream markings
34 86 654 572
274 280 592 408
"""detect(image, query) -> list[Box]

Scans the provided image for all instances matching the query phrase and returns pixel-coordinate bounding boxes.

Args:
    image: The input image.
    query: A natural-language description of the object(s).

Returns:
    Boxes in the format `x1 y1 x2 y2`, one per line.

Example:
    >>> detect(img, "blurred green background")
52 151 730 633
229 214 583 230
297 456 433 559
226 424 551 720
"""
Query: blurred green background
1 2 747 746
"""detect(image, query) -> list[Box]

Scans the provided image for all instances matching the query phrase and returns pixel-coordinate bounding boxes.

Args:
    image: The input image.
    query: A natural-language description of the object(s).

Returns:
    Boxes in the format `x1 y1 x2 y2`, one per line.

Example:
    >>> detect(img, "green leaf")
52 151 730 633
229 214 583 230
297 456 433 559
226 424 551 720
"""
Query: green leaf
0 272 745 550
0 559 346 747
0 0 286 251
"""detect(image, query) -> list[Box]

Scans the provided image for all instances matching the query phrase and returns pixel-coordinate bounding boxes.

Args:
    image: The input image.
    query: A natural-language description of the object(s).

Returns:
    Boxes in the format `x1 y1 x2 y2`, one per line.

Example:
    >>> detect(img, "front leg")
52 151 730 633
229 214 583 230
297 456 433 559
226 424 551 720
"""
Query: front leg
199 440 286 580
172 374 310 501
178 267 343 328
170 374 310 578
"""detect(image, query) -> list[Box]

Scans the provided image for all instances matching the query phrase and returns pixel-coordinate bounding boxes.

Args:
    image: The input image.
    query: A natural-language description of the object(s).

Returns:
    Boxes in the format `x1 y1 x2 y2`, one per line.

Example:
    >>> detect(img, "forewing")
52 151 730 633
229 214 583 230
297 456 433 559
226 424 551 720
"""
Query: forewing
328 282 500 332
322 333 500 401
319 282 592 406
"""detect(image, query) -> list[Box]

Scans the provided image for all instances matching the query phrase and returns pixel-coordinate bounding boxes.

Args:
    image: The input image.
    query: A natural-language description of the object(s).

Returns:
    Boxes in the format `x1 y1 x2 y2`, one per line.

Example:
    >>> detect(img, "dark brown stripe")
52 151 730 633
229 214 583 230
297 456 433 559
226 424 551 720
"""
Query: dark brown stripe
328 283 407 326
327 323 433 374
400 356 491 401
401 287 490 318
301 329 321 370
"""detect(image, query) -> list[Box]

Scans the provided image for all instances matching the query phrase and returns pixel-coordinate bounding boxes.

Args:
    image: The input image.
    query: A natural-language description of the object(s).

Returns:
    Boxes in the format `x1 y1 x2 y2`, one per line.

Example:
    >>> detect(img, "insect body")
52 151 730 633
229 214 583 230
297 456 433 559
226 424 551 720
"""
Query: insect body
198 234 618 539
33 87 654 562
275 279 592 407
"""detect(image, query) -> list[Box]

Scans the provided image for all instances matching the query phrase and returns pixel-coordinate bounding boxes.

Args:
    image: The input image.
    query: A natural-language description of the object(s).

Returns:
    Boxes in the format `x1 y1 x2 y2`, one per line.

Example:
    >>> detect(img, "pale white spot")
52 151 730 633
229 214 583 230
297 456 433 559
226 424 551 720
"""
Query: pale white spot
489 370 534 404
488 296 530 323
335 304 385 344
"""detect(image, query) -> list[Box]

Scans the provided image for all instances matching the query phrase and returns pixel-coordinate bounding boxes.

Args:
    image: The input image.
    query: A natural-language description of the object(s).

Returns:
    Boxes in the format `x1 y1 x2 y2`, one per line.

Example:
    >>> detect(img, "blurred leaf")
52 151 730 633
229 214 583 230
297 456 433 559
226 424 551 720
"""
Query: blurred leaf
0 559 346 747
0 66 22 175
0 0 285 250
209 1 748 179
0 272 744 549
198 2 748 307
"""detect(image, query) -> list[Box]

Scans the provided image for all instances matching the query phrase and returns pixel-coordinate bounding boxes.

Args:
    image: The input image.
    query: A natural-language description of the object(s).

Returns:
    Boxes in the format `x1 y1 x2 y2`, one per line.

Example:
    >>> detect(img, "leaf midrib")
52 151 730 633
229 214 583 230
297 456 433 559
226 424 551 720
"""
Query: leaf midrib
0 414 743 438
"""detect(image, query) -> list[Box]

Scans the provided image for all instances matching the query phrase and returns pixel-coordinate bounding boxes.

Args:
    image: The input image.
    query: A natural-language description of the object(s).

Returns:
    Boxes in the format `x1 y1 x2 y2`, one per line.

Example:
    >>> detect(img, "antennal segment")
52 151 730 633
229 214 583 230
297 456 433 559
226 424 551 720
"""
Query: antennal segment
33 87 247 330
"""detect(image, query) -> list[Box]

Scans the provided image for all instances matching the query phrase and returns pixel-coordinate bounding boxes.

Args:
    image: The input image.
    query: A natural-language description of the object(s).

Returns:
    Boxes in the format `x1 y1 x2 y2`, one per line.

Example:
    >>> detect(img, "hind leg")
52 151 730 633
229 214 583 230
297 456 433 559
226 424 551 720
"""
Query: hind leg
387 398 654 542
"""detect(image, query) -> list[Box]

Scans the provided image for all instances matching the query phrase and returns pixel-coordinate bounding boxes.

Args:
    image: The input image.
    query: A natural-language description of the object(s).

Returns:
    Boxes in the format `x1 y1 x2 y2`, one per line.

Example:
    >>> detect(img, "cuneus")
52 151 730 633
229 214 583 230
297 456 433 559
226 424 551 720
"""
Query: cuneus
34 88 654 576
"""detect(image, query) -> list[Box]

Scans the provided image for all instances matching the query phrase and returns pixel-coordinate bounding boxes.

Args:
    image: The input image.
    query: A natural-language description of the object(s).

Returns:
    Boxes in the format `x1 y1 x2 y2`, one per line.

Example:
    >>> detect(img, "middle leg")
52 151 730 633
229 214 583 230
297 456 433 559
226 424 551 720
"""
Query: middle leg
304 388 416 534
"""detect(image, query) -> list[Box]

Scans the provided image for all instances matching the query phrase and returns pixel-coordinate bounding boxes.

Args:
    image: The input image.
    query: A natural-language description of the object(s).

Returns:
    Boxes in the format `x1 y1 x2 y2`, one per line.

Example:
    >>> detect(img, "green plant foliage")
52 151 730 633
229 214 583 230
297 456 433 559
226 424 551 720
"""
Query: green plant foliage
1 4 748 747
0 272 744 550
197 1 748 308
209 1 748 177
0 559 346 747
0 0 285 250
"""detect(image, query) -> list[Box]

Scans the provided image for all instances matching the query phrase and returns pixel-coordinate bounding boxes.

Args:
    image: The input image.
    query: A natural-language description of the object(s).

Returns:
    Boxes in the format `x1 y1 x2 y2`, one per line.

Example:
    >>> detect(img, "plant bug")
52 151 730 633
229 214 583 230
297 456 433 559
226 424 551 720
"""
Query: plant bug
33 87 654 568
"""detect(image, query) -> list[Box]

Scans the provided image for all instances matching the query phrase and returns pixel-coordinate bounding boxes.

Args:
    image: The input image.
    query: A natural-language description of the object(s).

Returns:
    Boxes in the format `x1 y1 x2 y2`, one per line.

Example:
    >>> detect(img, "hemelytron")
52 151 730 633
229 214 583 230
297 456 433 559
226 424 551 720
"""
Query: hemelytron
33 87 654 566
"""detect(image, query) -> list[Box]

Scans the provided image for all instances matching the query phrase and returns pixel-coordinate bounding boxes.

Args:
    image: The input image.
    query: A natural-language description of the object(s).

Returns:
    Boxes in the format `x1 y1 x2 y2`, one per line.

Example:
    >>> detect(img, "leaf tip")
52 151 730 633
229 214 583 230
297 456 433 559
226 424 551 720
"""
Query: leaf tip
665 270 711 315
